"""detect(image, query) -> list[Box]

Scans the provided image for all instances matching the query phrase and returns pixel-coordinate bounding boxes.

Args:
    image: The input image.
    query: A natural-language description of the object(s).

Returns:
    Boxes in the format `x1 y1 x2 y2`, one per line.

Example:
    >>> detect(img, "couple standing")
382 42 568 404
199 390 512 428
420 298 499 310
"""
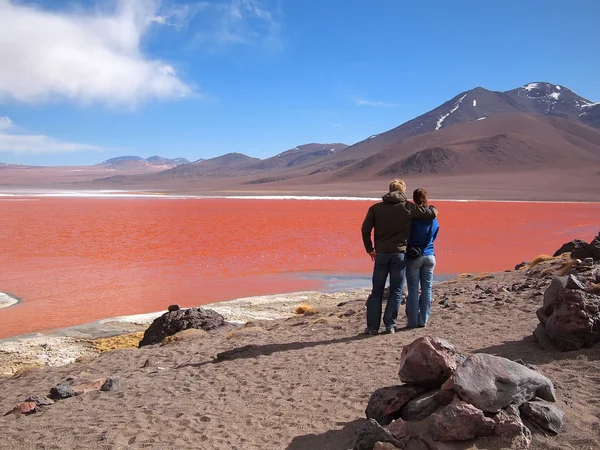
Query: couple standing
361 179 439 335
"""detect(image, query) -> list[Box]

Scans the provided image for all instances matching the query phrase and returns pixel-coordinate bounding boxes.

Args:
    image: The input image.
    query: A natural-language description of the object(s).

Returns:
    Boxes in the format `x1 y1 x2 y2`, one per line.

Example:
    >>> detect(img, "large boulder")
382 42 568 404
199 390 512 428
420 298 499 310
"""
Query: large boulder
365 385 427 426
520 400 564 435
572 235 600 261
452 353 556 413
553 239 588 257
428 400 495 441
537 287 600 351
398 337 461 388
139 307 225 347
400 389 454 422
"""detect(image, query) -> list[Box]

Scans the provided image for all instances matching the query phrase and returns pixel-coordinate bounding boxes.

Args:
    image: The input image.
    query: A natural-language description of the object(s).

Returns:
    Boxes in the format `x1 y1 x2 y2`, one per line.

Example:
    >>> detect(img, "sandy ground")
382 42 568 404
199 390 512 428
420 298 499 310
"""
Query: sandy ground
0 256 599 449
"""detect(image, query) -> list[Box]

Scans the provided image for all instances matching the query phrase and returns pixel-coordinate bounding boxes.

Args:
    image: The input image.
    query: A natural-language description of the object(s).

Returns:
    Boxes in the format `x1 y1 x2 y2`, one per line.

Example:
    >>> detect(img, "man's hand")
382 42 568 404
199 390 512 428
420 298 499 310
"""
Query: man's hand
368 251 377 262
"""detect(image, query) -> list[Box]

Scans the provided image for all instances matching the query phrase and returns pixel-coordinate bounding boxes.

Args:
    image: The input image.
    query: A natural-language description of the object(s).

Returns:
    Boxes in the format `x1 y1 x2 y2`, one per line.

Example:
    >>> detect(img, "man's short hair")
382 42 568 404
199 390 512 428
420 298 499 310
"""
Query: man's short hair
389 179 406 193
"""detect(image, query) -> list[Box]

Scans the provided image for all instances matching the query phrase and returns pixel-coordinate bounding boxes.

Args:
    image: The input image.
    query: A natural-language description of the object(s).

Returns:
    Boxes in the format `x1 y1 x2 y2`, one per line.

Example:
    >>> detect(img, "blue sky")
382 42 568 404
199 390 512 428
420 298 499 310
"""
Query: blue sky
0 0 599 166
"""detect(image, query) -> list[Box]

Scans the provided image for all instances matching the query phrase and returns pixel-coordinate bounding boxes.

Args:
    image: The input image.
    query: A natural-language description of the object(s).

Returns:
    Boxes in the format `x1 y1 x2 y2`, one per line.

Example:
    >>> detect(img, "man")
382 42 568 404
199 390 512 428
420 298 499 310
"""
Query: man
361 179 438 335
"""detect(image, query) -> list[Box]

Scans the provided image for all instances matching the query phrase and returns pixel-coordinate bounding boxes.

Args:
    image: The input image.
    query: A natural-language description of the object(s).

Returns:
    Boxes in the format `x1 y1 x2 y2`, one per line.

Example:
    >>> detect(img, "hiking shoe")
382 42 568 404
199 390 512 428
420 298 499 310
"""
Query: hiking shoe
363 328 378 335
384 327 396 335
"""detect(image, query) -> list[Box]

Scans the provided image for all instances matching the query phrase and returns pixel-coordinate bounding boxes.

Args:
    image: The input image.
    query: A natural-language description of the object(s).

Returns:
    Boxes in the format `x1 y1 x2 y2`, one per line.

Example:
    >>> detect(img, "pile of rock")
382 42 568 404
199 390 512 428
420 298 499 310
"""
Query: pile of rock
535 273 600 351
4 376 119 416
354 337 563 450
138 306 225 347
553 232 600 262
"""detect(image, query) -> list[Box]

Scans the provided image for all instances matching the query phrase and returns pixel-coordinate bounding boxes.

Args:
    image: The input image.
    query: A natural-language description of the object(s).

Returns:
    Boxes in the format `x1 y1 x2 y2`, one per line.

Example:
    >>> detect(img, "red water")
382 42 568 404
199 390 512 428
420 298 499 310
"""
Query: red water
0 198 598 339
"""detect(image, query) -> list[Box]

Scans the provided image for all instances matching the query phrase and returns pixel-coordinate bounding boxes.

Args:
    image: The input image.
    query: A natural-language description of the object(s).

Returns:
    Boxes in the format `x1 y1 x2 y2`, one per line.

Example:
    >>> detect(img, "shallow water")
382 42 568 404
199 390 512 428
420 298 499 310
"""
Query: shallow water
0 197 598 338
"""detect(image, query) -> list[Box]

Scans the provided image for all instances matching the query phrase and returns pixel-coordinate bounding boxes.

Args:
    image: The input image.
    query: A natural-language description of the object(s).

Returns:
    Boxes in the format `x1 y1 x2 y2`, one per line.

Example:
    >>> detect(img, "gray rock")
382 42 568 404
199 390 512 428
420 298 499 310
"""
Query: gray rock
520 400 564 435
452 353 556 413
398 337 460 388
538 288 600 351
429 400 495 441
49 382 76 400
353 419 406 450
168 304 181 312
139 307 225 347
100 376 121 392
24 395 54 407
543 277 567 308
365 385 427 426
583 257 594 267
566 274 586 290
400 389 454 422
553 239 588 257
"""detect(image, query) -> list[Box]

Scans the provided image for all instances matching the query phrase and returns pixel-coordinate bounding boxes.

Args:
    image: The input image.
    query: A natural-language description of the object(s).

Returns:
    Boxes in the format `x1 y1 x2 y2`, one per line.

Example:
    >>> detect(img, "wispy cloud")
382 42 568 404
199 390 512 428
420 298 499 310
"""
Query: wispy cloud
0 116 102 154
0 0 192 107
355 98 403 108
191 0 283 52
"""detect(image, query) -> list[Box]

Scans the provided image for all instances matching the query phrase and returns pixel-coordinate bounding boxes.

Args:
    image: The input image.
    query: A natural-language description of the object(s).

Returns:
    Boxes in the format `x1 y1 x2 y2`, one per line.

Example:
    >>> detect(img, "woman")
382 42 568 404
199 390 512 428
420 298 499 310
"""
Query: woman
406 188 439 328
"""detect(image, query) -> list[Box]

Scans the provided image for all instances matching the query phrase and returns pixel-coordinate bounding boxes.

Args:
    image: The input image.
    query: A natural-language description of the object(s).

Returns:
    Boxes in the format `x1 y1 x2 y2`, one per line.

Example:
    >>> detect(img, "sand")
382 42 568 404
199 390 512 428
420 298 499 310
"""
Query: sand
0 257 599 449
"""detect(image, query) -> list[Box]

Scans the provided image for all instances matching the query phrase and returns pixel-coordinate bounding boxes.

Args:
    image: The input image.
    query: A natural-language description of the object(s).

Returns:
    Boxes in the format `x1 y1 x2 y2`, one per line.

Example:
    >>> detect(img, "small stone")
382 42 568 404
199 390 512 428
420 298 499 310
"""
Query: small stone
520 400 564 435
5 402 39 416
168 304 181 312
50 382 76 400
24 395 54 407
574 259 582 266
100 377 121 392
566 274 586 290
353 419 405 450
365 385 426 425
582 257 594 267
373 442 399 450
142 358 152 368
385 418 410 439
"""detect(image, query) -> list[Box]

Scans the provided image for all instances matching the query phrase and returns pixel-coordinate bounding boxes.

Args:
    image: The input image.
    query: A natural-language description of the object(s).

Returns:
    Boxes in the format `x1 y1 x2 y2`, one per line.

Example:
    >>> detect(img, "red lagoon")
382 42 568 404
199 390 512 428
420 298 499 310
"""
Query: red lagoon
0 197 598 339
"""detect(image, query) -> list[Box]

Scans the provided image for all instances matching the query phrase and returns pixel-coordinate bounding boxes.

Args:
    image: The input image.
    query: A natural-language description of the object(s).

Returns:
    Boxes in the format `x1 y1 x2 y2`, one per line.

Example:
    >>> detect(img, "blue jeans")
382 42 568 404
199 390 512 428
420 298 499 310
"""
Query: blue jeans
366 252 406 331
406 255 436 328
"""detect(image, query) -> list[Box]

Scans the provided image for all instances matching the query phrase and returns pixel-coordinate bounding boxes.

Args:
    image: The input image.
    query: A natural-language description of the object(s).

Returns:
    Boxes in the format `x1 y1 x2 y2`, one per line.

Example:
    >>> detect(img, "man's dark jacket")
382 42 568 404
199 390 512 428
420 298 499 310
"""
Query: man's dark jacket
361 190 438 253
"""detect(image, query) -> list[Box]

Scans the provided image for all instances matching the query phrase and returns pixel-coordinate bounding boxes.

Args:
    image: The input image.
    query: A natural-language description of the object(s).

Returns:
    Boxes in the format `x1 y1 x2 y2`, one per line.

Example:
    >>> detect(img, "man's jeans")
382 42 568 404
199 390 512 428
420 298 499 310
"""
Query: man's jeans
366 252 406 331
406 255 436 328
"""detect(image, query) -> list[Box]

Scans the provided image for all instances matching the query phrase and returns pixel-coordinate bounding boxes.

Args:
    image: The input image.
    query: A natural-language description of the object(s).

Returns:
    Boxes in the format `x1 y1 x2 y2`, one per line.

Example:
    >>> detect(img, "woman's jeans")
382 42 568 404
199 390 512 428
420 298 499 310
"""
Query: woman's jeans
366 252 406 331
406 255 436 328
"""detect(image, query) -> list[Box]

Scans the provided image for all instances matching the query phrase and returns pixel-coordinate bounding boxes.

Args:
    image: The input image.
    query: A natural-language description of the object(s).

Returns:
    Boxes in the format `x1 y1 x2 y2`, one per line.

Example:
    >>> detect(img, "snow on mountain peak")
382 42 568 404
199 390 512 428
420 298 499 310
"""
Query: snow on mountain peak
524 83 539 91
435 94 467 131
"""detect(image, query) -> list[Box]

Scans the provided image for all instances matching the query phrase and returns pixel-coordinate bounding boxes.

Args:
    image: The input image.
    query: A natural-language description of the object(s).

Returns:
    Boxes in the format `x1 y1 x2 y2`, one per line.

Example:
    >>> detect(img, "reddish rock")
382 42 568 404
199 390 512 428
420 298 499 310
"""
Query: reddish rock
400 389 455 421
365 385 427 426
452 353 556 413
493 405 532 448
429 400 495 441
398 337 460 388
385 418 410 440
24 395 54 407
5 402 39 416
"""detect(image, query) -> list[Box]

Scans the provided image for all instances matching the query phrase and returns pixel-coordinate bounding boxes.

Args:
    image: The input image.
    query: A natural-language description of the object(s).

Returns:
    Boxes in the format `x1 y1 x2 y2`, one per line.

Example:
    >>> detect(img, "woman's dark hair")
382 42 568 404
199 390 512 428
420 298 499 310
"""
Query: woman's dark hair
413 188 428 206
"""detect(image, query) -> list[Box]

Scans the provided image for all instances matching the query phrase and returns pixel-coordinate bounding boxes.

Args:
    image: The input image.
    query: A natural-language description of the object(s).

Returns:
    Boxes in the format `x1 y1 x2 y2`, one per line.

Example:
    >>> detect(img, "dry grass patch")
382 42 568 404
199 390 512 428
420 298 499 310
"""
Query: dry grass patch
528 255 555 268
161 328 208 346
473 272 493 281
557 259 577 276
90 331 145 353
12 363 43 378
295 304 313 314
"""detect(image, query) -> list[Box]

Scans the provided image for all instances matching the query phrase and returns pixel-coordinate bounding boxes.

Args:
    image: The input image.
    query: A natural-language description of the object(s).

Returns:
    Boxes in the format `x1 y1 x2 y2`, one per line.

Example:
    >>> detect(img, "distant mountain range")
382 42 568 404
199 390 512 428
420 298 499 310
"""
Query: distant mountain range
1 81 599 200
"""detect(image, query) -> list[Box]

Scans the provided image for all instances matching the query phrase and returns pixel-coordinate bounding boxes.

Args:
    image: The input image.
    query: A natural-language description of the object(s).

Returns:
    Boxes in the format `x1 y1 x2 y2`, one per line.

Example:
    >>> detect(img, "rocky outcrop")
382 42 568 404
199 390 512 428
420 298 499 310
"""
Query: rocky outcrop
554 233 600 261
536 274 600 351
354 337 563 450
138 307 225 347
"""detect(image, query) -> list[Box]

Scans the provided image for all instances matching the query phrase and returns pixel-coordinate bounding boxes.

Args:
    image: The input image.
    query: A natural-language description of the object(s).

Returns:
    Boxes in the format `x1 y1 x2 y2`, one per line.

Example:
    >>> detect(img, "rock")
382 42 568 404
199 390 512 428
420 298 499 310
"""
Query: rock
161 328 208 346
572 235 600 261
553 239 588 257
353 419 406 450
139 307 225 347
532 323 560 351
385 418 410 440
520 400 564 435
49 382 76 400
373 442 399 450
72 379 105 395
452 353 556 413
515 261 529 270
24 395 54 407
538 288 600 351
142 358 152 368
583 257 594 267
398 337 460 388
542 276 568 309
365 385 427 425
429 400 495 441
400 389 454 422
4 402 39 416
493 405 532 448
566 274 586 290
168 304 180 312
100 377 121 392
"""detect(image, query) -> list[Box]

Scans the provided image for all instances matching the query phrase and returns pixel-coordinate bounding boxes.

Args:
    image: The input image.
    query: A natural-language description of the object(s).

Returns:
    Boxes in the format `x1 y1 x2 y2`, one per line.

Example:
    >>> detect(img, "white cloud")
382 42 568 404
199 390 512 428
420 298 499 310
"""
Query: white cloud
0 116 102 154
0 0 192 106
355 99 401 108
